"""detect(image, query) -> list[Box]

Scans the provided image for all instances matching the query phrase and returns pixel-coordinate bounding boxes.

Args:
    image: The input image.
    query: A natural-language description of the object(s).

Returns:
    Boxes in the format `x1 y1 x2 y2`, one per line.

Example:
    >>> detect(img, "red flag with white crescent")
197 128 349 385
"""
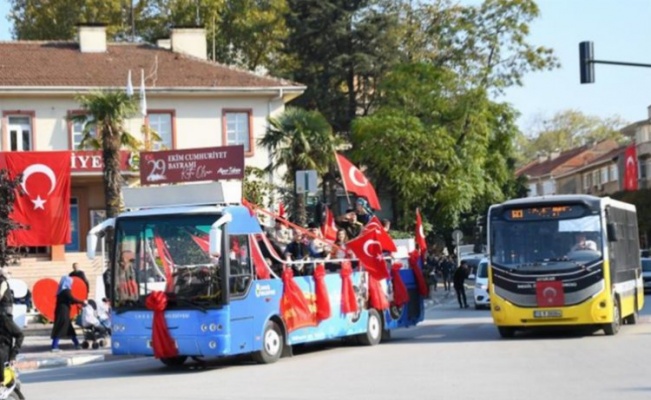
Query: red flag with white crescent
322 207 338 242
624 144 638 191
362 216 397 253
335 153 381 210
535 280 564 307
3 151 71 246
346 230 390 280
415 209 427 255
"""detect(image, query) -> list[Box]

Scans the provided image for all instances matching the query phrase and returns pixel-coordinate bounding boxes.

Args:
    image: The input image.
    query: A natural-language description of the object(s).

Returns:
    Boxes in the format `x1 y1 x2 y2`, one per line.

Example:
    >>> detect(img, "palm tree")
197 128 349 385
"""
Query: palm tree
259 107 341 226
71 90 139 218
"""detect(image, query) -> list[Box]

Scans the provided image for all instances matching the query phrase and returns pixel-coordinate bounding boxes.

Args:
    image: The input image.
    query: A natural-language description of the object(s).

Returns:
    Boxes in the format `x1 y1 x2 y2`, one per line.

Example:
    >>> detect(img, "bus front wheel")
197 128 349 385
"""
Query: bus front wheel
603 297 621 336
497 327 516 339
357 309 382 346
253 321 284 364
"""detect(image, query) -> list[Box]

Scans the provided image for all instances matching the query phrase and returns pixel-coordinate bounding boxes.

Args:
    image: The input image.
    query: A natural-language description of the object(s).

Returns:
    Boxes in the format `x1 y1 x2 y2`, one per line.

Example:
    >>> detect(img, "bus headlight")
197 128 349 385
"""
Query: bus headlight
208 341 217 349
476 283 485 290
201 324 208 332
209 323 218 332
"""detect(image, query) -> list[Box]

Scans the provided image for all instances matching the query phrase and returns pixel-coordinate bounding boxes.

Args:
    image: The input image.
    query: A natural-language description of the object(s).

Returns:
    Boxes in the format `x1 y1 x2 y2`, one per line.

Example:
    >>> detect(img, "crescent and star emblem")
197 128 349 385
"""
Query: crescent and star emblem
349 167 368 187
542 287 557 303
363 240 382 259
21 164 57 210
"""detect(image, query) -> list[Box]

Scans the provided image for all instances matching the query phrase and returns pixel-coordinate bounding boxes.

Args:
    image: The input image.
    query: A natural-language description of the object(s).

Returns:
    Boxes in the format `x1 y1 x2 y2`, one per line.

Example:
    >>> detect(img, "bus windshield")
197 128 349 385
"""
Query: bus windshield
113 214 222 310
490 206 602 272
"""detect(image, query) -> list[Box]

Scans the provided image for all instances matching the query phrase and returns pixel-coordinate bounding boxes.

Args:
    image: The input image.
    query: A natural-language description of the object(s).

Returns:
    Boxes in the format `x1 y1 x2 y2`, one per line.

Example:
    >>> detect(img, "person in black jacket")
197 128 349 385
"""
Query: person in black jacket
0 267 23 391
453 262 470 309
69 262 90 296
50 276 86 352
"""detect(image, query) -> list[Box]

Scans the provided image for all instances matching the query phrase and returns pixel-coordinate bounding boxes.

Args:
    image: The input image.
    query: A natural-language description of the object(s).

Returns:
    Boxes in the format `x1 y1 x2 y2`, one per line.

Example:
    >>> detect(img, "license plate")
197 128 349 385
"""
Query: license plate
534 310 562 318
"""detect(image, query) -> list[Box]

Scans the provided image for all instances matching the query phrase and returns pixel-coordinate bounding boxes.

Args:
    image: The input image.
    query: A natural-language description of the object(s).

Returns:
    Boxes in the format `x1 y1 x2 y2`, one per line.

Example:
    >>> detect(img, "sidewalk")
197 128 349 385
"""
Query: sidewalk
15 323 114 372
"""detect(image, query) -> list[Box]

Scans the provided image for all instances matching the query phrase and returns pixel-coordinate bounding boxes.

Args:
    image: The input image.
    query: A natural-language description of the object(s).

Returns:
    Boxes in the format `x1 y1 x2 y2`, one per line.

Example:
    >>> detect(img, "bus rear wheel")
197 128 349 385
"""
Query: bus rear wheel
253 321 283 364
603 297 621 336
357 309 382 346
624 294 639 325
160 356 187 367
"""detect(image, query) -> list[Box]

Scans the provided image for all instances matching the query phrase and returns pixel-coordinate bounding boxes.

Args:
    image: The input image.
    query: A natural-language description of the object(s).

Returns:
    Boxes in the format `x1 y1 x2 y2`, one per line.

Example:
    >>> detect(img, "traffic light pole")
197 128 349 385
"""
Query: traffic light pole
579 41 651 84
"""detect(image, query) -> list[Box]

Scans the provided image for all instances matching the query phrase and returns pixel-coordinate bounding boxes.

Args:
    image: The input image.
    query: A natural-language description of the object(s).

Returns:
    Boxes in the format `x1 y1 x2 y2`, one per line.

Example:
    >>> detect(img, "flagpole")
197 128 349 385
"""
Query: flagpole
333 151 352 207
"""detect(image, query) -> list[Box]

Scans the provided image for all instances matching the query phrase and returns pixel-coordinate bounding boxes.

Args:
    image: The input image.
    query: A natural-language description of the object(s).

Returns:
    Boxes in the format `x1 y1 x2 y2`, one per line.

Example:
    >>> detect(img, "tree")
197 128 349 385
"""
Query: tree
280 0 402 135
72 90 139 218
518 110 628 163
0 170 24 268
8 0 128 40
258 107 341 226
351 62 521 231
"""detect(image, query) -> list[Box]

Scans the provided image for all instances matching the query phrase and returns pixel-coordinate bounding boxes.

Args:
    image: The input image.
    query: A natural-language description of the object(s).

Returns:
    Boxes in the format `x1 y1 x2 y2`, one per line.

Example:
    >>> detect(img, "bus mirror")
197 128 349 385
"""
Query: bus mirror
87 234 97 260
210 213 233 257
607 223 618 242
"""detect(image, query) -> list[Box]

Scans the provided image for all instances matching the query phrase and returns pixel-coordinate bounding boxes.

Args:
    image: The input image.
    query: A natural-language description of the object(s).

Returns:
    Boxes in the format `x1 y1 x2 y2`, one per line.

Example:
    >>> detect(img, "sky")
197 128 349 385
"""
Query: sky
1 1 651 134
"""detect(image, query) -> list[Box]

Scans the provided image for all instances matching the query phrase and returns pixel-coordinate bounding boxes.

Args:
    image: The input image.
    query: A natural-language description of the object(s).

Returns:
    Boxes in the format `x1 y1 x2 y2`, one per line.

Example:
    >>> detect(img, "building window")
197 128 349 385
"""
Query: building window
592 170 600 186
528 183 537 197
68 112 96 150
6 115 32 151
609 164 618 182
542 180 555 195
147 112 174 150
641 159 648 180
223 110 252 155
583 173 591 190
600 167 608 185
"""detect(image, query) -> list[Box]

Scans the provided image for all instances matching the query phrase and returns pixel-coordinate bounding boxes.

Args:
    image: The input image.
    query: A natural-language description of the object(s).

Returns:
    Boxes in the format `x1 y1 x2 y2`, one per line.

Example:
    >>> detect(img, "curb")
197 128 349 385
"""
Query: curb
16 354 106 372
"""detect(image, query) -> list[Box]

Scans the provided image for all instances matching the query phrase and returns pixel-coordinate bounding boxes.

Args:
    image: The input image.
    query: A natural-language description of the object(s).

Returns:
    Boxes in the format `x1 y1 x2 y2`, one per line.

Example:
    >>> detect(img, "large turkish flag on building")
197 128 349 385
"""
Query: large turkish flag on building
3 151 72 246
335 153 381 210
623 144 638 191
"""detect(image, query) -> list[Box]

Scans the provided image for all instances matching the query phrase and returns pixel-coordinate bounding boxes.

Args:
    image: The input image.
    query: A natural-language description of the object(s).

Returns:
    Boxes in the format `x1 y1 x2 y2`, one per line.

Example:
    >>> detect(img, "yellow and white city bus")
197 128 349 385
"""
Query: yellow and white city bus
487 195 643 338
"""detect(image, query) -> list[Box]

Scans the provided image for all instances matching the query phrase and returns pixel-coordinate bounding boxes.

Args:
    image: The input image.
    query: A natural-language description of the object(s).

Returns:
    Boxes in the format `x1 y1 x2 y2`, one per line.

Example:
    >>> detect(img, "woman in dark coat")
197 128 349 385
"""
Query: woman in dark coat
50 276 86 351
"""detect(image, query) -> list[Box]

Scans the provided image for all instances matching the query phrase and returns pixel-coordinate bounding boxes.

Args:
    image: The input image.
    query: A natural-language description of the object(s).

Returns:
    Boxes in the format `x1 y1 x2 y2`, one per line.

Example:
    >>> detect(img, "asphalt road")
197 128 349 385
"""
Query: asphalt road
19 295 651 400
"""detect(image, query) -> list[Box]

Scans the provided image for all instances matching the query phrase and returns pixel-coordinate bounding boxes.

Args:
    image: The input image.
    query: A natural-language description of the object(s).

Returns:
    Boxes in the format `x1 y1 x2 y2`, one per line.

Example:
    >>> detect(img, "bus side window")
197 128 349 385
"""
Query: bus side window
229 235 252 297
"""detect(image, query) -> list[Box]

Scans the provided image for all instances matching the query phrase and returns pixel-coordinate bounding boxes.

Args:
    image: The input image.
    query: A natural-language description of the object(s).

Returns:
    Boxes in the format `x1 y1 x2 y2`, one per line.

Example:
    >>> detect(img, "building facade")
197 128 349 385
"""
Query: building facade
0 25 305 260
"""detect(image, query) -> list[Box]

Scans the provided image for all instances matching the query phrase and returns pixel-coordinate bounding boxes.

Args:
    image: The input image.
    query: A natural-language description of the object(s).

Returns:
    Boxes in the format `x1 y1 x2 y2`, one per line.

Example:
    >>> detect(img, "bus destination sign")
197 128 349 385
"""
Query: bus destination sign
505 205 585 221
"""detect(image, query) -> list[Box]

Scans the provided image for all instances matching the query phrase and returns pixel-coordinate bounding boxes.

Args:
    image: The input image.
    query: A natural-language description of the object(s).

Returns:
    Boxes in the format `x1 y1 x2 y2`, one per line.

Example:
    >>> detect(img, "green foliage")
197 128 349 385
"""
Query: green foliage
352 62 521 231
243 166 274 209
72 90 138 218
0 170 24 268
517 110 628 164
259 107 340 225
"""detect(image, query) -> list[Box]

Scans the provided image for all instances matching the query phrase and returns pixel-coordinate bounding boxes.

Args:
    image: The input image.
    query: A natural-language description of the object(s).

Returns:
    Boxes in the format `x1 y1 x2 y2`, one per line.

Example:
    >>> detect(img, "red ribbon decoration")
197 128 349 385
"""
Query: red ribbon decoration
409 250 429 297
340 260 358 314
368 276 389 310
145 291 179 359
314 264 331 323
391 263 409 307
280 268 317 332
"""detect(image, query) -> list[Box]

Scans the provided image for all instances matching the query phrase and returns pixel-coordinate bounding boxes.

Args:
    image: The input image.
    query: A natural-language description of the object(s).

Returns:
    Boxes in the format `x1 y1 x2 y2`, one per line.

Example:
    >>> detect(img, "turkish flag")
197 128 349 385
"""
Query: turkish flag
280 268 317 332
624 144 638 191
535 280 564 307
415 209 427 254
346 230 390 280
362 216 397 253
3 151 71 246
321 207 338 242
278 202 287 220
335 153 381 210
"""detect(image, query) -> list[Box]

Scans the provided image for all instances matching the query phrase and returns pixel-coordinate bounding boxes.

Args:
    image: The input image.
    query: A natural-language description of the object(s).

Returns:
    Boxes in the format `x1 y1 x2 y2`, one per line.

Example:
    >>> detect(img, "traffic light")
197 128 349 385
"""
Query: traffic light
579 41 595 84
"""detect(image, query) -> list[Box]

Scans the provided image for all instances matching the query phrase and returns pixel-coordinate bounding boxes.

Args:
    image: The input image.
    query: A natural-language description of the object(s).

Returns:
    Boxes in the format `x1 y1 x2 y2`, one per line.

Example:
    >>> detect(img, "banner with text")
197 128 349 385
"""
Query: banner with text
139 145 245 185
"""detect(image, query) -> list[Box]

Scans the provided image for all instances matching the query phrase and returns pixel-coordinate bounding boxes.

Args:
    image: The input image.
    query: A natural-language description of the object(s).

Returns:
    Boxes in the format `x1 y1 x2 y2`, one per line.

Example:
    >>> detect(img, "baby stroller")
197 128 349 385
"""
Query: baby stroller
79 300 109 350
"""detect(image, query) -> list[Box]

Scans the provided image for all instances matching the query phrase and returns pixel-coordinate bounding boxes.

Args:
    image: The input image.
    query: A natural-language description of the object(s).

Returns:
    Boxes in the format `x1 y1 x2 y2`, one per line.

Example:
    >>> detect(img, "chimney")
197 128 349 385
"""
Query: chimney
77 23 107 53
536 152 547 163
156 38 171 50
550 148 561 160
170 26 207 60
647 105 651 120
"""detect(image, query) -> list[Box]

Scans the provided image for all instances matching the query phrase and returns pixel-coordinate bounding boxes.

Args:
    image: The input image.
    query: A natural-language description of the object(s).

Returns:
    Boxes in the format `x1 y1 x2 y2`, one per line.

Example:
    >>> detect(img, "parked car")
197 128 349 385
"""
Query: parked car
642 258 651 293
473 258 490 309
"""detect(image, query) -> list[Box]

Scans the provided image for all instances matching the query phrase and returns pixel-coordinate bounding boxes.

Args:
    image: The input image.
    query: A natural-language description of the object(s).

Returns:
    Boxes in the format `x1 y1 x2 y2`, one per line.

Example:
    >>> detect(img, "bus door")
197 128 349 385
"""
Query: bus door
227 234 257 354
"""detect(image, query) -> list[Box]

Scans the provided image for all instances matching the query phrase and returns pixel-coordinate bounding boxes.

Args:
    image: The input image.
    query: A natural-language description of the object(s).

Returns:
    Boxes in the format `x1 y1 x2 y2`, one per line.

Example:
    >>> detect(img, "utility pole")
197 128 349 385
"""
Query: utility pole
130 0 136 42
196 0 201 26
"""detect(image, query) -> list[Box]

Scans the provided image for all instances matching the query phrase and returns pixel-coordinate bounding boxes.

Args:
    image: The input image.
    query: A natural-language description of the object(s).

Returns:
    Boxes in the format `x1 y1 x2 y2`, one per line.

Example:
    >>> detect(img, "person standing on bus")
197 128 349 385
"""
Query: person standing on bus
453 262 470 309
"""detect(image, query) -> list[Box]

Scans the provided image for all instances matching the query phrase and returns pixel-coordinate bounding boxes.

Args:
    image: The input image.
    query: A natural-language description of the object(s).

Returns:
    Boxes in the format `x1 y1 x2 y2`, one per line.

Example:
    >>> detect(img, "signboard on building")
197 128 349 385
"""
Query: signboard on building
139 145 245 185
70 151 137 173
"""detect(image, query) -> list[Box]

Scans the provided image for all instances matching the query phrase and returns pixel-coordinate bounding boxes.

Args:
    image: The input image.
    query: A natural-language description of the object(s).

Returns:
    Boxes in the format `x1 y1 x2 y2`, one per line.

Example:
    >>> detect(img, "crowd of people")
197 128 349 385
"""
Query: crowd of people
260 197 391 275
